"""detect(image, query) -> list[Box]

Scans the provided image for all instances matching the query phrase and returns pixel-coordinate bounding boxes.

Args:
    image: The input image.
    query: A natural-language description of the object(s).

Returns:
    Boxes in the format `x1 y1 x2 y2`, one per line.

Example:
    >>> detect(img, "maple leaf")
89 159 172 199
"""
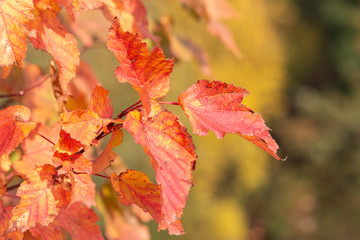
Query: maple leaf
93 127 123 174
111 170 162 223
0 105 36 157
107 18 174 117
0 0 34 67
55 202 104 240
28 0 80 94
178 79 281 160
124 110 196 234
7 164 70 233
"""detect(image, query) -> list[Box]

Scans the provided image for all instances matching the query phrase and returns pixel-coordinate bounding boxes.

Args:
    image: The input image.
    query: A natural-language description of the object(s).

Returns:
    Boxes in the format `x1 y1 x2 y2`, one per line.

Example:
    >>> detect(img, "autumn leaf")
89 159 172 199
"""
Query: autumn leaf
102 0 159 44
0 205 23 240
0 105 36 157
6 164 70 233
54 130 85 154
111 170 162 224
93 127 123 174
52 152 95 207
55 202 104 240
56 0 106 20
59 85 113 146
124 110 196 234
107 18 174 117
28 0 80 94
0 0 34 67
178 79 281 160
29 223 62 240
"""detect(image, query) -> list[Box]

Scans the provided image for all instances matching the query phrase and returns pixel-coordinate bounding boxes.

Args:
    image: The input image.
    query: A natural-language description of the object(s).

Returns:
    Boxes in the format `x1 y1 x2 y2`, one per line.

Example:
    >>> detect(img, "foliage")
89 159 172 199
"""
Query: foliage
0 0 282 239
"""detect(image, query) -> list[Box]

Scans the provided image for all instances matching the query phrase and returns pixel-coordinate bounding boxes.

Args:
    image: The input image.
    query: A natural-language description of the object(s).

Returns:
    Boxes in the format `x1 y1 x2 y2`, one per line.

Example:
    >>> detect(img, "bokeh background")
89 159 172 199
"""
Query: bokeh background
23 0 360 239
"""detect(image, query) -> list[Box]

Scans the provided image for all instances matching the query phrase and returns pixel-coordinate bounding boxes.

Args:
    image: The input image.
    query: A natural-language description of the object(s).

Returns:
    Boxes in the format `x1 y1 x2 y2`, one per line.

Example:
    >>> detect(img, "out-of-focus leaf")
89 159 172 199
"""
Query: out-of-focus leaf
0 105 36 157
0 0 34 67
111 170 162 223
29 223 62 240
0 205 23 240
107 19 174 117
6 164 70 233
178 80 281 160
93 127 123 174
55 202 104 240
124 110 197 235
55 0 106 19
28 0 80 94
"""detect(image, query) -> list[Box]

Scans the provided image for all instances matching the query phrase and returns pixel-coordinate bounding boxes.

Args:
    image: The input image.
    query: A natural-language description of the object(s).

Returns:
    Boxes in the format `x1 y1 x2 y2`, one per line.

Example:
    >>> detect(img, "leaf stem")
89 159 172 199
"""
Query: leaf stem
94 173 111 179
0 74 50 98
33 130 55 145
159 101 179 106
117 100 142 118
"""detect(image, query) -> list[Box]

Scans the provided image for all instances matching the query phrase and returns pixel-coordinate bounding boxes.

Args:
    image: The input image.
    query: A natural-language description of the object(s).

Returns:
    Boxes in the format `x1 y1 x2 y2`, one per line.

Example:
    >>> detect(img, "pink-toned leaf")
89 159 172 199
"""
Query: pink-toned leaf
0 205 23 240
107 19 174 117
0 0 34 67
55 202 104 240
6 164 70 233
29 223 62 240
0 105 36 157
93 127 123 174
28 0 80 94
178 79 281 160
111 170 162 224
124 110 196 234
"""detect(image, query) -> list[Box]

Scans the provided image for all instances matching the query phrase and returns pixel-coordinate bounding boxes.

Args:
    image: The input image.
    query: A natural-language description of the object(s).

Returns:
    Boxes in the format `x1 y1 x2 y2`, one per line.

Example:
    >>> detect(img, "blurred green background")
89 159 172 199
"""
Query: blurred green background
24 0 360 239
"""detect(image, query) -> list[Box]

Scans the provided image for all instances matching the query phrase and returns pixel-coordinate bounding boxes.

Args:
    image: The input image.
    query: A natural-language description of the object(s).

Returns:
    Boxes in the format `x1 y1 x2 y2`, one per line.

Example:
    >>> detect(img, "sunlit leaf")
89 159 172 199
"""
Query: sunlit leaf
0 105 36 157
178 80 281 160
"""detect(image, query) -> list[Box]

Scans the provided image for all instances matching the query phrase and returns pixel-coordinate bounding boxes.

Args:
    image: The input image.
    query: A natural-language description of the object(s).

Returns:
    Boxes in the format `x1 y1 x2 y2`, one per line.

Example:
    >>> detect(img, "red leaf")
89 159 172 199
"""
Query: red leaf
0 0 34 67
178 80 282 160
111 170 162 224
124 110 196 234
107 19 174 117
55 202 104 240
29 223 62 240
92 127 123 174
6 164 70 233
54 130 85 154
0 105 36 157
28 0 80 93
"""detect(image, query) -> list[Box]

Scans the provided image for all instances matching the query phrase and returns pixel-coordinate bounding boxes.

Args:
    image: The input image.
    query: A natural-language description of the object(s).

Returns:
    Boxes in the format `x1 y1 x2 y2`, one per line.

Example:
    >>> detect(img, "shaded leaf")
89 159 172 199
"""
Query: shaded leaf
29 223 63 240
93 127 123 174
178 80 281 160
28 0 80 94
0 0 34 67
107 19 174 117
56 0 106 20
111 170 162 223
88 86 113 119
0 205 23 240
124 110 196 234
0 105 36 157
7 164 70 233
55 202 104 240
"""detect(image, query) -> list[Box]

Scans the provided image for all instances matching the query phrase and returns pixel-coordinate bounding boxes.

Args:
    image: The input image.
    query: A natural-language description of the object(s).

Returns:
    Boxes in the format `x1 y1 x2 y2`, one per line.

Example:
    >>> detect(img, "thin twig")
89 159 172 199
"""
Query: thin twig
33 130 55 145
159 101 179 106
0 74 50 98
94 173 111 179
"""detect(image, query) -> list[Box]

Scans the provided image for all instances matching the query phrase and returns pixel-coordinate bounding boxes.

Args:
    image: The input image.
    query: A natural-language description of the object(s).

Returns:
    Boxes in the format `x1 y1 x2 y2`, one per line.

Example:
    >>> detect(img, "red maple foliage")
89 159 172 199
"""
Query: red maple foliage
0 0 282 239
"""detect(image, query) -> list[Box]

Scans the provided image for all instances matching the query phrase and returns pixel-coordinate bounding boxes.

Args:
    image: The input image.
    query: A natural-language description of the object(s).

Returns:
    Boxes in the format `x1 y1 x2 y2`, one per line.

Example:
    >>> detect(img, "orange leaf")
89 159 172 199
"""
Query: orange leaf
0 0 34 67
59 109 108 146
29 223 62 240
28 0 80 93
55 202 104 240
0 105 36 157
93 127 123 174
107 19 174 117
54 130 85 154
178 80 282 160
56 0 106 19
111 170 162 224
7 164 70 233
124 110 196 235
0 204 24 240
21 123 60 169
88 86 113 119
